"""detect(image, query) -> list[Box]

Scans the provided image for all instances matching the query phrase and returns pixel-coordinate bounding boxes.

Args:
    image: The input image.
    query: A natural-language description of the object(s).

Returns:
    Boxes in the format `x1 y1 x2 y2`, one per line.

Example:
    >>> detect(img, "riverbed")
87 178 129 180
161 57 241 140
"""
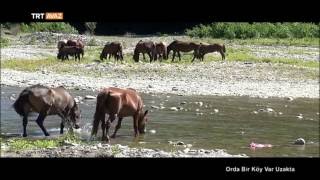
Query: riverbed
1 85 319 157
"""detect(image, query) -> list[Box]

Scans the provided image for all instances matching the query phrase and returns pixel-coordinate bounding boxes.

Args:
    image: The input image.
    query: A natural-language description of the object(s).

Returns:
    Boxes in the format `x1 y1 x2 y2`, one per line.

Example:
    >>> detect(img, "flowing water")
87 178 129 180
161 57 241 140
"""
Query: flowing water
1 85 319 157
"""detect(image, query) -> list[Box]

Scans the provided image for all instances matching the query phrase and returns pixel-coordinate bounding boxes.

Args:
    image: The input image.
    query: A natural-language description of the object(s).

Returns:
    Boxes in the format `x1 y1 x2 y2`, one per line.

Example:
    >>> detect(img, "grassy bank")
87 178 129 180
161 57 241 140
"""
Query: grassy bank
1 133 81 151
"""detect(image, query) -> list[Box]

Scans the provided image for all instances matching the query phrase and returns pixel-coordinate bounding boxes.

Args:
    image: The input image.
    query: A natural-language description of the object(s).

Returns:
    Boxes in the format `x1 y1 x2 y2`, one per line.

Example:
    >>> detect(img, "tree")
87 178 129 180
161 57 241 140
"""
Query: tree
85 22 97 35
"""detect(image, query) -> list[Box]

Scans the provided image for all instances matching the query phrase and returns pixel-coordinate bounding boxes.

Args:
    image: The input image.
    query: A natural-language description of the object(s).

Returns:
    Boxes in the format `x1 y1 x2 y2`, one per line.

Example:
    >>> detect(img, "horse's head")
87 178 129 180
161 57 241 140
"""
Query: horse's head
138 110 149 134
70 102 81 129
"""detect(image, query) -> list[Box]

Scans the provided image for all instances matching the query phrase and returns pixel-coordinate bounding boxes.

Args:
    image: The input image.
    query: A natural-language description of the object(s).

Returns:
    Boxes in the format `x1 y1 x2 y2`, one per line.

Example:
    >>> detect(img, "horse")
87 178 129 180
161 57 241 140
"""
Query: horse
13 84 81 137
155 42 167 61
57 39 67 50
100 42 123 61
167 40 201 62
192 43 226 62
57 46 84 61
91 87 149 142
133 40 156 63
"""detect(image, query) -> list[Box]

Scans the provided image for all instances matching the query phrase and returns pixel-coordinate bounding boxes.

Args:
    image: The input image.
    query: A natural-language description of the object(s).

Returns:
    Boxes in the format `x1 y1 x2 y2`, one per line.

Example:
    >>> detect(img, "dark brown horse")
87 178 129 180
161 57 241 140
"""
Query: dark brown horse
155 42 167 61
13 84 81 137
192 43 226 62
133 40 156 63
91 87 149 142
167 40 201 62
57 39 67 50
100 42 123 61
57 46 84 61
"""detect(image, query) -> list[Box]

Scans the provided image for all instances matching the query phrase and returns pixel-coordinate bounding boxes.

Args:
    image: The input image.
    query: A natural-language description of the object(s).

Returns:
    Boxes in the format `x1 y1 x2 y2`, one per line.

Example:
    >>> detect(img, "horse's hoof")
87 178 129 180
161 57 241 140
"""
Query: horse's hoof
23 134 27 137
111 134 116 138
45 133 50 136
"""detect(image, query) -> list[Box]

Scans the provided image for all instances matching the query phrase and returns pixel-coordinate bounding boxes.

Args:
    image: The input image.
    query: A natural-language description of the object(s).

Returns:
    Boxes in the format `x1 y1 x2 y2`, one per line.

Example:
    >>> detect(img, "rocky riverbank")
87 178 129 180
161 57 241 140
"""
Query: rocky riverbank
1 61 318 98
1 142 247 158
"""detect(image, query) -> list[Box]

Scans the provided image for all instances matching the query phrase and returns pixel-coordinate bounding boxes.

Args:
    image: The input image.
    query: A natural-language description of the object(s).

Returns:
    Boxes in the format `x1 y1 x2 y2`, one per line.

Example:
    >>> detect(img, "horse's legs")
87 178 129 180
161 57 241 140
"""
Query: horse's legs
142 53 146 60
172 51 176 62
147 52 152 63
105 115 115 142
220 51 225 60
36 112 49 136
111 117 123 138
133 114 139 137
178 51 181 61
101 118 106 141
22 115 28 137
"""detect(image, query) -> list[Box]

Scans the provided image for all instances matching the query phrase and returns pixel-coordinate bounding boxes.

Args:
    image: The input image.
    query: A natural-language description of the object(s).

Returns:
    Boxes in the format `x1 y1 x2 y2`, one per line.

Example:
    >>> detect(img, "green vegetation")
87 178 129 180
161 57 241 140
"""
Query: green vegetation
20 22 78 34
0 37 10 47
2 132 81 151
186 22 319 39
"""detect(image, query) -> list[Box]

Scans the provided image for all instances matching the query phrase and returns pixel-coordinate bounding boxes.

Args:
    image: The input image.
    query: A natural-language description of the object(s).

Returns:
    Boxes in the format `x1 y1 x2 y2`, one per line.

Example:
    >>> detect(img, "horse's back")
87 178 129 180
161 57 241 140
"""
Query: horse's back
100 87 143 115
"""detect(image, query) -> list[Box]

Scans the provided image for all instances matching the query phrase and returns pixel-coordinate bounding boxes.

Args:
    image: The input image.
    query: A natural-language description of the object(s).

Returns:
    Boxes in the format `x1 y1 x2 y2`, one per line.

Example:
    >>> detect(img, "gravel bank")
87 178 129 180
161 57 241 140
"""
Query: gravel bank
1 143 247 157
1 61 318 98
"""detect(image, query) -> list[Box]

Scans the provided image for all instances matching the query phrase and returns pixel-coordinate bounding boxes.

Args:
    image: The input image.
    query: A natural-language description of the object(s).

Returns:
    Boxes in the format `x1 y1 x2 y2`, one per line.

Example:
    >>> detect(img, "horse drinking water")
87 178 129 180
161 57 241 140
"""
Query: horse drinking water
13 84 81 137
91 87 149 142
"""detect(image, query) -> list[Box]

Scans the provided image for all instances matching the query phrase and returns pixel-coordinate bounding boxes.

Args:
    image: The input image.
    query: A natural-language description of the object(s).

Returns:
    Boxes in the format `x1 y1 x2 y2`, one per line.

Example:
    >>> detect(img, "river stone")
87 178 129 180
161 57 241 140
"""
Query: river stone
180 101 187 105
176 141 185 145
84 95 96 99
172 87 178 91
286 97 294 101
149 129 156 134
213 109 219 113
294 138 305 145
151 105 160 109
266 108 274 112
170 107 178 111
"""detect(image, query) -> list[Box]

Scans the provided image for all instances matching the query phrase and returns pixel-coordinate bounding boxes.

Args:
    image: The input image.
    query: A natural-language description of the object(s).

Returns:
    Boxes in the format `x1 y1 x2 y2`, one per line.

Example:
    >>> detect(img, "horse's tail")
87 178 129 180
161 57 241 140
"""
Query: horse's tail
222 44 226 53
13 89 30 117
91 91 110 136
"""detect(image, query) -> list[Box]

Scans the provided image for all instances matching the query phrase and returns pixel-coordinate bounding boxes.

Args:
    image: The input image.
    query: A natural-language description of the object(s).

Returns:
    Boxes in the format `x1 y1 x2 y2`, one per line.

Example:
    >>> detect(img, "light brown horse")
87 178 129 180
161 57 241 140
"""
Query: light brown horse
91 87 149 142
100 42 123 61
13 84 81 137
167 40 201 62
133 40 156 63
155 42 167 61
192 43 226 62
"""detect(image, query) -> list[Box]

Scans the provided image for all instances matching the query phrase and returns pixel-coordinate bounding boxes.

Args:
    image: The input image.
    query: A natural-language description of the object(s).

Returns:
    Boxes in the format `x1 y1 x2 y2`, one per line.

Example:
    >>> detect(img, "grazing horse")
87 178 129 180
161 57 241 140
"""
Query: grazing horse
57 46 84 61
133 40 156 63
91 87 149 142
155 42 167 61
13 84 81 137
192 43 226 62
167 40 201 62
100 42 124 61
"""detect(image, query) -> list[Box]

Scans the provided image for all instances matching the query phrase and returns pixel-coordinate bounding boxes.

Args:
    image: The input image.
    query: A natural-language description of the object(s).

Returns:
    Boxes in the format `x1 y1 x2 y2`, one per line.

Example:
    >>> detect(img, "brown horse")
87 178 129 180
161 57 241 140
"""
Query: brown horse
133 40 156 63
155 42 167 61
91 87 149 142
167 40 201 62
13 84 81 137
192 43 226 62
100 42 123 61
57 46 84 61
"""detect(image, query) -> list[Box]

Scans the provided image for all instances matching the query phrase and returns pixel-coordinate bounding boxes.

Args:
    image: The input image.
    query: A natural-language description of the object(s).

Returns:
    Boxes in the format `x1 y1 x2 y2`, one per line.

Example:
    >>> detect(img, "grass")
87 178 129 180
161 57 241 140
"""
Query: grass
2 132 81 151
